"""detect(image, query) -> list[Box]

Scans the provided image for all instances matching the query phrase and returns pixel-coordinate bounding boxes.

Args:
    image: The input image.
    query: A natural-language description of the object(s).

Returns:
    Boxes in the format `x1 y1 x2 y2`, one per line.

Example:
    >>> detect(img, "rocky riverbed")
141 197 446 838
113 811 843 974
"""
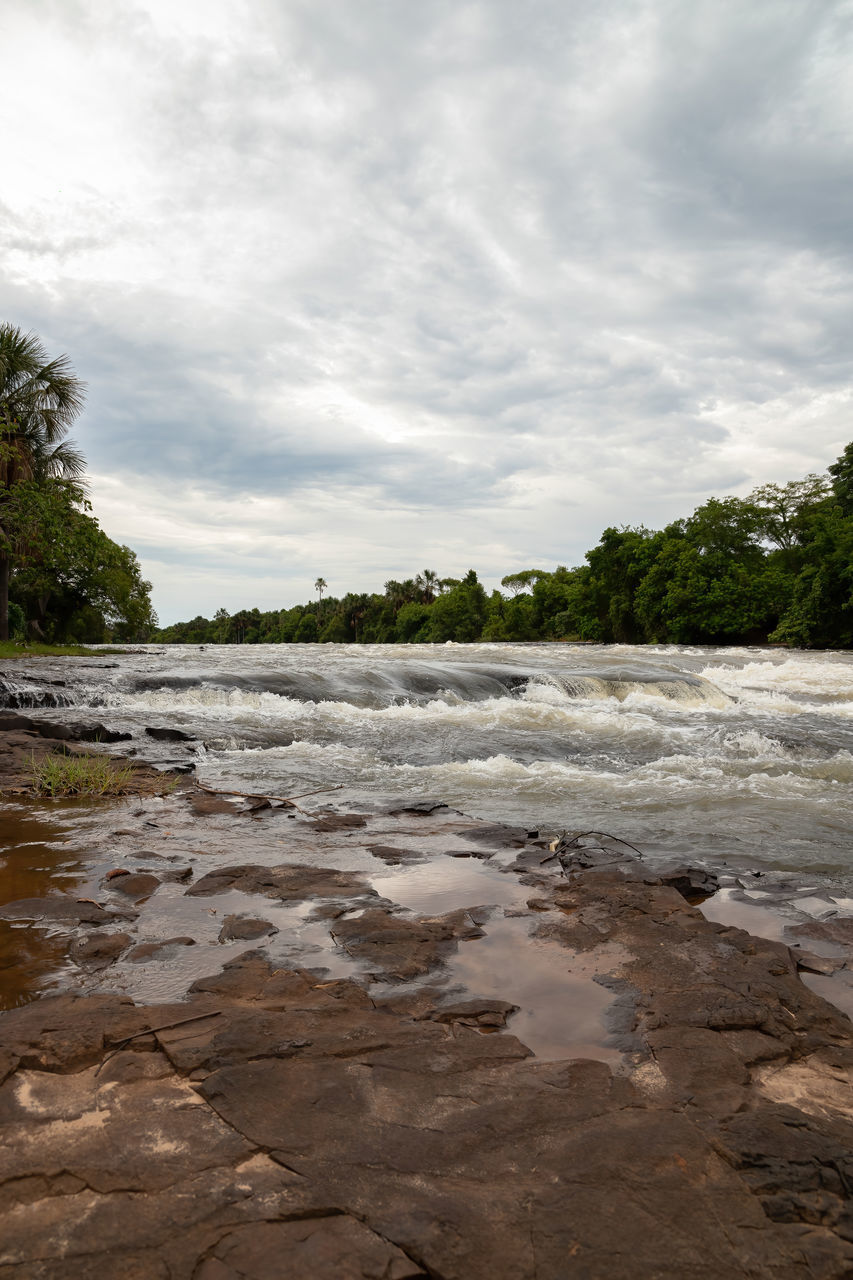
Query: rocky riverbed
2 714 853 1277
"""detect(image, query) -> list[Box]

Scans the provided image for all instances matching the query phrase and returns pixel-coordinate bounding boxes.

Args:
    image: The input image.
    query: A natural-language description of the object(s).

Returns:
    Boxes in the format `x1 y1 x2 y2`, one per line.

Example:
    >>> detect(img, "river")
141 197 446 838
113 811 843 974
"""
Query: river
4 641 852 891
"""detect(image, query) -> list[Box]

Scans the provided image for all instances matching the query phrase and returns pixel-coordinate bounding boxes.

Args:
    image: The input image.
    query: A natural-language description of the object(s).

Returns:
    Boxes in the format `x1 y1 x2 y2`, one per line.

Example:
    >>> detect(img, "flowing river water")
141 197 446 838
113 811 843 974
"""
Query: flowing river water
3 641 853 1034
4 640 853 887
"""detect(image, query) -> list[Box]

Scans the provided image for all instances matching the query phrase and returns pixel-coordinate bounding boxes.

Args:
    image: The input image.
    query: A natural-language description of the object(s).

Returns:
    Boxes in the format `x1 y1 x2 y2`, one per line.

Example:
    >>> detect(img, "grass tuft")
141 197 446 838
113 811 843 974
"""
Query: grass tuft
28 752 138 798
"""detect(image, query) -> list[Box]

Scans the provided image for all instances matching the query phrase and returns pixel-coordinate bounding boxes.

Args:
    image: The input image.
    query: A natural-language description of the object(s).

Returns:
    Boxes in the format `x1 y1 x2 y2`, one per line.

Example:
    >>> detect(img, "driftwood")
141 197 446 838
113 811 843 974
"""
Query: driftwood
192 780 344 815
540 829 645 866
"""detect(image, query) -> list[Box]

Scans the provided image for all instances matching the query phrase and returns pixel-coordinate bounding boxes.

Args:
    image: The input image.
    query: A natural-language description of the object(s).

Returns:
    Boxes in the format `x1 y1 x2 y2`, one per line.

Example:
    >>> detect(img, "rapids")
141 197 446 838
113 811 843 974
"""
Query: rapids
3 642 853 890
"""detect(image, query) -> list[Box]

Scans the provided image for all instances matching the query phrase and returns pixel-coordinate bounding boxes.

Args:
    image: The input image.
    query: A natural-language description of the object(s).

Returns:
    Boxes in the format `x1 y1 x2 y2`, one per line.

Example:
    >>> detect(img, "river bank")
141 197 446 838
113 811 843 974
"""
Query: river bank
2 710 853 1275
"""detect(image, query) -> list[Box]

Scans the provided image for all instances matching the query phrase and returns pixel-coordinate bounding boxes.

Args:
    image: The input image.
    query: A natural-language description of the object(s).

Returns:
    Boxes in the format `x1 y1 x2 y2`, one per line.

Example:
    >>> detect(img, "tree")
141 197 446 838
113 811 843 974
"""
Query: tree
415 569 440 603
501 569 547 596
10 481 156 641
1 325 86 639
828 442 853 516
748 476 830 552
314 577 328 607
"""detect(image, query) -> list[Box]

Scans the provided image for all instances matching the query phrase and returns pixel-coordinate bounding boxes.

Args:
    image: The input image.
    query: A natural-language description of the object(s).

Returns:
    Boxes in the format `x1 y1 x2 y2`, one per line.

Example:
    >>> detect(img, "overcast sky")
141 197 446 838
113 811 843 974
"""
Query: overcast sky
2 0 852 624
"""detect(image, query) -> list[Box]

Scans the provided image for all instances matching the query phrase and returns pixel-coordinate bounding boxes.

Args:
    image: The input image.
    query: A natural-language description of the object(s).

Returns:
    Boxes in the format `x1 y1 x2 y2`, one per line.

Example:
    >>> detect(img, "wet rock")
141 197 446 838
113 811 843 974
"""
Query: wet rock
367 844 424 865
788 918 853 948
330 907 485 981
793 949 840 976
659 864 720 901
145 726 195 742
110 873 162 901
70 932 132 970
446 847 494 860
456 822 529 849
0 897 128 927
387 801 452 816
0 712 130 742
427 998 519 1029
217 916 278 943
308 812 367 833
158 866 194 884
186 864 372 904
187 791 241 816
127 937 197 962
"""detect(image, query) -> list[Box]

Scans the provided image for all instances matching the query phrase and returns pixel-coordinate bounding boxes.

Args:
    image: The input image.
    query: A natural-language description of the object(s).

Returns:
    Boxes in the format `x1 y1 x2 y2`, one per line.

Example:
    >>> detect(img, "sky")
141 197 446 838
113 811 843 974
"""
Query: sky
2 0 852 625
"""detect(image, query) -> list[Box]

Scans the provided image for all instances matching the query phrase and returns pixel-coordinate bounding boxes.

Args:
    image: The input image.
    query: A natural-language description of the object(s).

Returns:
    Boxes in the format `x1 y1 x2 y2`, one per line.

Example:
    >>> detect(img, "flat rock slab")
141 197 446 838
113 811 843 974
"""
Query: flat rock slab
4 818 853 1276
3 920 853 1278
0 898 133 927
186 863 373 903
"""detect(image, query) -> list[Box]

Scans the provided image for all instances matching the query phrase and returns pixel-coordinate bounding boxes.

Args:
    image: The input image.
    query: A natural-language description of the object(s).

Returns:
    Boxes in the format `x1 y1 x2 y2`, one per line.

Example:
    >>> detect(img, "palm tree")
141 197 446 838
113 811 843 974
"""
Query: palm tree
0 325 86 639
416 569 439 603
314 577 327 615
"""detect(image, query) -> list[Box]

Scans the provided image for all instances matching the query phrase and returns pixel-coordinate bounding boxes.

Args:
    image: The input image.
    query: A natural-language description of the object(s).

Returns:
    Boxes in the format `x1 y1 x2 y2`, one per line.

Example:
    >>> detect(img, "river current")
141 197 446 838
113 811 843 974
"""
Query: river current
5 642 852 890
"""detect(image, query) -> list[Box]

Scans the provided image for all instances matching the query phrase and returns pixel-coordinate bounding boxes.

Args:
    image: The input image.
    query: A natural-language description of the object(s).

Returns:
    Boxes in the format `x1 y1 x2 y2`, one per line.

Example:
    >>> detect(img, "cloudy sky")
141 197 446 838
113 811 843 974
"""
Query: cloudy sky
2 0 852 624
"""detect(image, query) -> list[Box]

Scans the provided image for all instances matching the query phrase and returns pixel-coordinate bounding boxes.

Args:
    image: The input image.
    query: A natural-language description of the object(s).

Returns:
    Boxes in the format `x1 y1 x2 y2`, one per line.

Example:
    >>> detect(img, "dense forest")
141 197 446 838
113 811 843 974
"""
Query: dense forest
1 325 156 644
158 441 853 649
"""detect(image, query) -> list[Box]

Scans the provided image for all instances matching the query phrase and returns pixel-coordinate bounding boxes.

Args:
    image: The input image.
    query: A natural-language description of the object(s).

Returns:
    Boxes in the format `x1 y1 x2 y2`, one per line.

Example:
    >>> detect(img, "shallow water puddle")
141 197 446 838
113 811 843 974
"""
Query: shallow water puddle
698 888 788 941
370 857 524 915
443 913 624 1063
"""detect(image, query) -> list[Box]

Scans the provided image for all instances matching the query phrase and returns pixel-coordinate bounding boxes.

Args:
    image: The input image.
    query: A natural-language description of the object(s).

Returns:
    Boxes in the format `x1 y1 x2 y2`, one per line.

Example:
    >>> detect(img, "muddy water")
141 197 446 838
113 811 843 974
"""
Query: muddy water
0 804 86 1008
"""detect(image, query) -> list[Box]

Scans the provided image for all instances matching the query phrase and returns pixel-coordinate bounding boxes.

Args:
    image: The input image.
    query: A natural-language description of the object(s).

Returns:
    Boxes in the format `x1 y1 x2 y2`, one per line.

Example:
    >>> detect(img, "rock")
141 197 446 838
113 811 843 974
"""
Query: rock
330 907 485 981
793 948 840 976
145 726 195 741
193 1216 425 1279
127 937 197 962
217 916 278 943
658 864 720 902
187 791 240 816
426 998 519 1028
0 897 127 926
308 813 367 832
70 932 131 970
0 712 130 742
455 822 529 849
367 845 423 865
186 864 372 904
110 873 162 901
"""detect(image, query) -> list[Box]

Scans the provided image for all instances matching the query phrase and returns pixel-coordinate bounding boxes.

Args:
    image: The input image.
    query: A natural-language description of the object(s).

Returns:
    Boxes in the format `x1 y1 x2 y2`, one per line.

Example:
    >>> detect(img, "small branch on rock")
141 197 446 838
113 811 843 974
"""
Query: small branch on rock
94 1009 223 1076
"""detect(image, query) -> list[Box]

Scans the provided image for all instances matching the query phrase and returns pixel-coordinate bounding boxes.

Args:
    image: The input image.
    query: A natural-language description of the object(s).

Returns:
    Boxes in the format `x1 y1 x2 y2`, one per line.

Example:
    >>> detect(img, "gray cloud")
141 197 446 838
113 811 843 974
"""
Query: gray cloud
1 0 852 621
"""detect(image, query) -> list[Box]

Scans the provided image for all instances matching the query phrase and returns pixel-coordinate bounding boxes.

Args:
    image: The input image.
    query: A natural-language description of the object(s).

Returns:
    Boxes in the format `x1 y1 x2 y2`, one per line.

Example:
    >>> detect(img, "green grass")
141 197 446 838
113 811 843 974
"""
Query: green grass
28 752 138 798
0 641 130 659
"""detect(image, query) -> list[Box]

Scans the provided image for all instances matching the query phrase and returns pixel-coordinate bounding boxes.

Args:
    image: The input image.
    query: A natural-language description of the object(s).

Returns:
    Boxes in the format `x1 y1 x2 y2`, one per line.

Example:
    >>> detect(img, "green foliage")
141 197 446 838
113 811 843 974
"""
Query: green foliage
155 442 853 651
1 324 154 644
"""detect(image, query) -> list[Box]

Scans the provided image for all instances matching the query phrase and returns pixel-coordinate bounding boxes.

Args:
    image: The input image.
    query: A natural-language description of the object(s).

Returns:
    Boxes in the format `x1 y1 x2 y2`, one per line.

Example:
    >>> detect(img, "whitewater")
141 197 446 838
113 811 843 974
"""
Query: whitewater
4 642 853 890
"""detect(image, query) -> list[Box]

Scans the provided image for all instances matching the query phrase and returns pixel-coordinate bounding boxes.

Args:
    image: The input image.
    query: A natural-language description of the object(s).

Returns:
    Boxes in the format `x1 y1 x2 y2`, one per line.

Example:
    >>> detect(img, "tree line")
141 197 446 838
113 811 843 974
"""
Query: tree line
158 440 853 649
1 325 156 644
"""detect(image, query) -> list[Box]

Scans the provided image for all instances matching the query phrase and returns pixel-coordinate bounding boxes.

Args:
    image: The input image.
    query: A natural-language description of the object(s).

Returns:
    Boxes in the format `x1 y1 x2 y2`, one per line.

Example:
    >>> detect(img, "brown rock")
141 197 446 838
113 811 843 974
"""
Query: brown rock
71 932 131 970
330 907 485 981
127 937 197 962
192 1216 425 1279
110 872 162 901
217 916 278 943
186 863 372 904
